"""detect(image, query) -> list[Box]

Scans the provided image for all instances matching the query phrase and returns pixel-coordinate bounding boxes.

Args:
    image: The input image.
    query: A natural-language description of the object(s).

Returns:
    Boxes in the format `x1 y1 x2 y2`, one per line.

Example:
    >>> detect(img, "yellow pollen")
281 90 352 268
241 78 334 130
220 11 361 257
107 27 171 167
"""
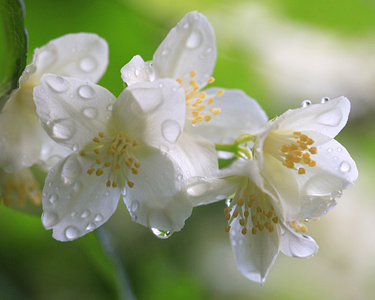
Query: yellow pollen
207 98 215 105
99 132 104 138
189 79 197 86
309 147 317 154
190 70 196 77
96 158 102 164
224 207 229 213
192 111 199 118
239 219 245 226
198 92 207 99
225 213 231 220
116 163 121 169
93 137 100 143
207 77 215 84
112 181 118 188
128 181 134 188
209 108 221 115
272 216 279 223
133 140 139 146
80 151 87 156
307 138 314 145
233 211 239 218
106 180 111 187
216 89 224 97
87 168 95 175
269 225 274 233
242 228 247 235
298 167 306 174
131 168 138 175
107 149 114 155
309 160 316 167
176 78 182 84
96 169 104 176
135 162 141 168
94 149 100 154
238 198 244 206
252 227 257 235
195 98 203 104
225 225 231 232
293 131 301 135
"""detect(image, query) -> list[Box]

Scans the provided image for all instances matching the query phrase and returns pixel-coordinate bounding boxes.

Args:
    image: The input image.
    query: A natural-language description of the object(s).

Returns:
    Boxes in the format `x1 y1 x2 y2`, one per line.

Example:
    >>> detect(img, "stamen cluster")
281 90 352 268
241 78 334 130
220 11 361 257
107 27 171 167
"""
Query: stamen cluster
176 70 222 125
80 131 140 188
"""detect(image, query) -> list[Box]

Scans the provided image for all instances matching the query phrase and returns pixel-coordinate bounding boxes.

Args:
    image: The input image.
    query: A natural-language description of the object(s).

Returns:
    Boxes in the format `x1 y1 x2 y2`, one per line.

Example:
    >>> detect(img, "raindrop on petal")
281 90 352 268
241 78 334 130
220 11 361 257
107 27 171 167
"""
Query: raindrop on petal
42 211 59 228
48 193 59 204
131 201 139 213
78 57 97 72
51 119 76 140
65 226 79 240
151 228 173 239
94 214 104 222
339 161 351 173
320 97 330 103
161 48 170 56
301 100 312 107
61 157 81 184
78 85 96 99
73 181 83 193
161 120 182 144
186 31 203 48
86 223 96 231
45 76 69 93
81 209 91 218
107 104 113 111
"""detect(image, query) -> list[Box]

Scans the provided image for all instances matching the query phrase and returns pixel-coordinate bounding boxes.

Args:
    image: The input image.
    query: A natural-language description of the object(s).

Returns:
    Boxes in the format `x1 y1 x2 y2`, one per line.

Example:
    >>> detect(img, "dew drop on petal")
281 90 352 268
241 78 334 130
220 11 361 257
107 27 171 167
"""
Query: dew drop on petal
151 228 173 239
61 157 81 184
339 161 351 173
321 97 330 103
331 190 343 199
42 211 59 228
86 223 96 231
82 107 98 119
161 120 182 144
45 76 69 93
327 148 333 153
94 214 104 222
48 193 59 204
301 100 312 107
73 181 83 193
65 226 80 240
121 187 127 197
78 85 96 99
337 147 342 152
183 22 189 29
81 209 91 218
51 119 76 140
225 198 232 207
78 57 97 72
161 48 170 56
131 201 139 213
177 173 184 183
186 30 203 48
206 47 213 54
134 68 141 77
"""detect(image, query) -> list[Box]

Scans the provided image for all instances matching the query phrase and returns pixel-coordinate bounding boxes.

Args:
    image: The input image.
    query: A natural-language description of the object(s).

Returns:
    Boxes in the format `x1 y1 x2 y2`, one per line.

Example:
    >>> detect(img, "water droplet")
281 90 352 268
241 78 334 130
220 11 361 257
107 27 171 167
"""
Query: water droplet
45 75 69 93
321 97 330 103
48 194 59 204
225 198 232 207
331 190 343 199
151 228 173 239
206 47 213 54
337 147 342 152
134 68 141 77
131 201 139 213
177 173 184 183
301 100 312 107
82 107 98 119
121 187 127 197
65 226 79 240
183 22 189 29
78 85 96 99
86 223 96 231
339 161 351 173
72 144 79 151
107 104 113 111
327 148 333 153
186 30 203 48
42 211 59 228
161 120 182 144
81 209 91 218
61 157 81 184
73 181 83 193
78 57 97 72
94 214 104 222
51 119 76 140
161 48 170 56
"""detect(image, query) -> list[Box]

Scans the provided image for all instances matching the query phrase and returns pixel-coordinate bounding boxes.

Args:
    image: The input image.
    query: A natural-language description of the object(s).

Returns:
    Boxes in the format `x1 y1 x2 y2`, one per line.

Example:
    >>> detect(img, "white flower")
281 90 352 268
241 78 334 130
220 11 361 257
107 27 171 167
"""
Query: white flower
33 74 217 241
188 96 358 283
121 11 225 128
0 33 109 173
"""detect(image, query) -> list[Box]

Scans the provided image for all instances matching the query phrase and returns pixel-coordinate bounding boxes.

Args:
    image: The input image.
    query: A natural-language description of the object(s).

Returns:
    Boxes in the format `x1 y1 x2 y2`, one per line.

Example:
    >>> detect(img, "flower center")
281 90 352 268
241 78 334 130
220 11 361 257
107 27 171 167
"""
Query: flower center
224 179 279 235
80 131 140 188
264 131 318 175
0 170 41 207
176 70 223 125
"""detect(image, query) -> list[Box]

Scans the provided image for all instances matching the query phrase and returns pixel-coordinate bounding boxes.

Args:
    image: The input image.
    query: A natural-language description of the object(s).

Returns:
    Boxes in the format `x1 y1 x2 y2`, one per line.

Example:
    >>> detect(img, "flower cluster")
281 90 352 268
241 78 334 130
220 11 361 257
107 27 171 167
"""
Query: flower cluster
0 11 358 283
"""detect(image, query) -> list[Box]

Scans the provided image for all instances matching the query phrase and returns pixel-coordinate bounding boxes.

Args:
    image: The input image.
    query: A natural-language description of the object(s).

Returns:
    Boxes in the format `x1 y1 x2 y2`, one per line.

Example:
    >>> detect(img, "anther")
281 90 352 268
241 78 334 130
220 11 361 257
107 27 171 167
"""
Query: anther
216 89 224 97
242 228 248 235
99 132 104 138
96 169 104 176
128 181 134 188
93 137 101 143
207 77 215 84
298 167 306 174
80 151 87 156
251 227 257 235
190 70 196 77
225 225 231 232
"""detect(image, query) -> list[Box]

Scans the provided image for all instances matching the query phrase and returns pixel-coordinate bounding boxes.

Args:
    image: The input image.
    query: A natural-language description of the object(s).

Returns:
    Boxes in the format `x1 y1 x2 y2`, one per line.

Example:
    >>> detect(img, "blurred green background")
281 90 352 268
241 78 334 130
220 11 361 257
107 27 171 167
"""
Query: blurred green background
1 0 375 299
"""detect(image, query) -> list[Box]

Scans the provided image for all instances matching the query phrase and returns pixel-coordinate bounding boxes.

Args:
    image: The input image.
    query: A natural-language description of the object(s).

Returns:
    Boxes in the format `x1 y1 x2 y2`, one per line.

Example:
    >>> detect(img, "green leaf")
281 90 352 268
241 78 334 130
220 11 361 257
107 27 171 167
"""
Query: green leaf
0 0 28 110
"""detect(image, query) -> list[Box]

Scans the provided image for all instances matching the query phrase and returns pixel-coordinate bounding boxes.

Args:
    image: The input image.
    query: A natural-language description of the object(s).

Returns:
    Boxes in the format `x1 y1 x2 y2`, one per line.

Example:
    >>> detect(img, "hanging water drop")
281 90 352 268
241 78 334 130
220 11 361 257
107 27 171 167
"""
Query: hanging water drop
151 228 173 239
301 100 312 107
42 211 59 228
65 226 80 240
320 97 330 103
81 209 91 218
94 214 104 222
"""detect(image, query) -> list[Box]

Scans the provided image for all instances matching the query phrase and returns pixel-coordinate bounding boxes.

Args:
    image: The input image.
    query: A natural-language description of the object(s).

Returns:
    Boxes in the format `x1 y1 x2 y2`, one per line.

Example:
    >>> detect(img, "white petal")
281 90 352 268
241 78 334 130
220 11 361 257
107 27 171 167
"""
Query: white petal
188 88 268 143
187 176 240 206
279 224 318 258
230 219 280 284
277 96 350 139
34 75 116 150
41 152 121 241
113 79 186 149
152 11 216 87
120 55 153 86
0 100 41 172
123 146 192 232
31 33 108 83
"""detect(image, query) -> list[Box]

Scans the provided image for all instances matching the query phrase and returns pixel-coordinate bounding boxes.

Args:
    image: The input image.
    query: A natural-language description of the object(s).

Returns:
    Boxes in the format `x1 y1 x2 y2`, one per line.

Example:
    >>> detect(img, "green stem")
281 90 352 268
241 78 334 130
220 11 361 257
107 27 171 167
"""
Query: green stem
215 134 256 160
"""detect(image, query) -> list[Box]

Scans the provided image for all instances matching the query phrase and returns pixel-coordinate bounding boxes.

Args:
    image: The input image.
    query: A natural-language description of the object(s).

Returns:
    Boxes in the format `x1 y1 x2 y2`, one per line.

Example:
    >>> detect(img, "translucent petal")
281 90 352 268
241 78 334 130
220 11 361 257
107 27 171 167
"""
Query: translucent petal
279 224 318 258
41 152 120 241
120 55 152 86
0 99 41 172
34 75 116 150
122 146 192 232
188 88 268 143
113 79 186 149
30 33 108 84
230 217 280 284
276 96 350 139
152 11 216 87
